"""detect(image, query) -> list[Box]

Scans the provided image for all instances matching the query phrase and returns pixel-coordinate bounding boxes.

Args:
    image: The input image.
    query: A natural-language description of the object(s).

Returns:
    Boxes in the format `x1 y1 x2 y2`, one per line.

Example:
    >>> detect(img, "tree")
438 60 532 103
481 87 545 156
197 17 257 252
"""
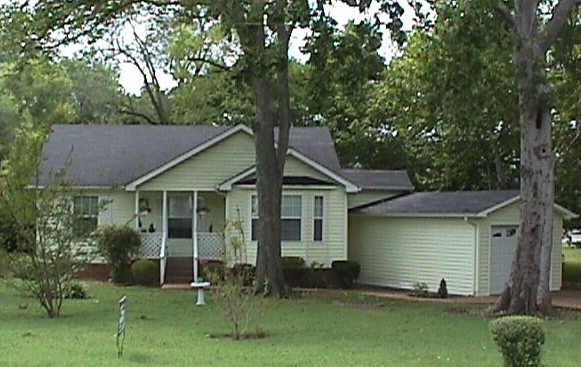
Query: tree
14 0 410 298
491 0 580 315
0 123 87 318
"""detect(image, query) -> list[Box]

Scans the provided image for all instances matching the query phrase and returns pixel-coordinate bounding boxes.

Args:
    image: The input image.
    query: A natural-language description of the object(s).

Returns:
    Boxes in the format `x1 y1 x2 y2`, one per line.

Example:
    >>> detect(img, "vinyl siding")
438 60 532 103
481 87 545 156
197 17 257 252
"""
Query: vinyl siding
138 132 256 191
474 202 563 295
137 131 340 191
348 216 476 295
225 187 348 267
347 190 402 209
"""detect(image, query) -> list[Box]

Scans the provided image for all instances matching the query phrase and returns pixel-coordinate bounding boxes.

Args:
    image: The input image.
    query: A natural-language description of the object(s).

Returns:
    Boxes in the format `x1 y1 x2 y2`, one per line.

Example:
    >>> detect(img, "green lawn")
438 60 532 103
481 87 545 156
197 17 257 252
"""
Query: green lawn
563 247 581 282
1 283 581 366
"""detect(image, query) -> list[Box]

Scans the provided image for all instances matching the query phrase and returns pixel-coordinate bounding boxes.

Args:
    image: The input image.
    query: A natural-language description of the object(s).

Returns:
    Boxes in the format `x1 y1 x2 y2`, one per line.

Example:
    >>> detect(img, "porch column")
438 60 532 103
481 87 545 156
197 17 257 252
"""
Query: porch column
134 190 140 230
162 191 168 241
193 190 198 282
161 190 168 285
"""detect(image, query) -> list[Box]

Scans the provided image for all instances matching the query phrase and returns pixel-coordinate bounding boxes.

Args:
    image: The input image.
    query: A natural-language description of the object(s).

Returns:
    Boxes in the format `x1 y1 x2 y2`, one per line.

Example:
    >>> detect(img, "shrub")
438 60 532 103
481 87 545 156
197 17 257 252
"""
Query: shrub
281 256 307 287
64 281 88 299
437 278 448 298
131 259 158 286
231 263 255 286
93 226 141 285
202 261 225 282
490 316 545 367
410 282 429 297
0 248 10 279
331 260 361 288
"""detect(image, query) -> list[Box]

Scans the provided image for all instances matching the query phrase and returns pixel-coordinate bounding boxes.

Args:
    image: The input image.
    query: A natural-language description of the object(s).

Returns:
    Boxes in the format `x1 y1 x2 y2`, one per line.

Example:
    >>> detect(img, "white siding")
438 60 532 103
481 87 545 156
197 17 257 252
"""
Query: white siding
349 216 476 295
474 203 563 295
225 187 348 267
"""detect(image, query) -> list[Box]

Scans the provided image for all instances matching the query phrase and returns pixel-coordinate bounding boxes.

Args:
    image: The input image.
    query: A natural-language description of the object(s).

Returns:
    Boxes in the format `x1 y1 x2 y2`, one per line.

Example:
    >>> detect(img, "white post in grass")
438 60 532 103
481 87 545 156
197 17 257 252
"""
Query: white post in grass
193 190 198 283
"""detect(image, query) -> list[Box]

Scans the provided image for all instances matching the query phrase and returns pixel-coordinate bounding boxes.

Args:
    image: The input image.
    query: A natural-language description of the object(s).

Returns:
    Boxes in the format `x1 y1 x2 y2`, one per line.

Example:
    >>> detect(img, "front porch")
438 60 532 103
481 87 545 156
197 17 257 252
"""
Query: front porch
134 190 226 284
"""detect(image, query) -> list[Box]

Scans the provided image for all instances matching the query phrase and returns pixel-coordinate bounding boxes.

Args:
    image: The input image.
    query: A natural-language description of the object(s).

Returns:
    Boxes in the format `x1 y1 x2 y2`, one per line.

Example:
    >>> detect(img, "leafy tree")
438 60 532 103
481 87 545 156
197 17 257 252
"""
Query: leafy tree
0 123 86 318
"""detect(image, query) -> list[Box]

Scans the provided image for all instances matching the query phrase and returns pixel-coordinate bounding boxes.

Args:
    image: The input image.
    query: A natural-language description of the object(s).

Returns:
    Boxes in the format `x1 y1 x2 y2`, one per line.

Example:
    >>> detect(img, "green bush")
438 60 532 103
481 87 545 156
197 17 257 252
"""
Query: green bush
202 261 225 282
437 278 448 298
92 226 141 285
490 316 545 367
231 263 255 286
0 248 9 278
131 260 158 286
64 281 88 299
281 257 307 287
331 260 361 288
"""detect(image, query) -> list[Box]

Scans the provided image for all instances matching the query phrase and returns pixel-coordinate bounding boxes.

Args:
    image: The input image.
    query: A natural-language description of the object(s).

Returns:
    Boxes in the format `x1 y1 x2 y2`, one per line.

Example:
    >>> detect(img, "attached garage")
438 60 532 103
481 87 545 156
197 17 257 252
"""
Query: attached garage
348 191 577 296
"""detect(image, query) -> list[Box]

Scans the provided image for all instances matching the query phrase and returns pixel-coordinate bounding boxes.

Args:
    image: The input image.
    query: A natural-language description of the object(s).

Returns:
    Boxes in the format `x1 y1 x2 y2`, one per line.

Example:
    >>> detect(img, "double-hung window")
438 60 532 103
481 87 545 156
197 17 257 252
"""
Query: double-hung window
313 196 324 242
168 193 193 239
73 196 99 237
251 195 302 242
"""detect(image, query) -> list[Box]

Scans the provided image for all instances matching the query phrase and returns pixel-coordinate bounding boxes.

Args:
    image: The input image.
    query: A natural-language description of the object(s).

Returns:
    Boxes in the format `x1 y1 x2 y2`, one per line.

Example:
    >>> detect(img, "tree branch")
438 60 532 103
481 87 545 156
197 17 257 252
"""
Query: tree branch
540 0 581 52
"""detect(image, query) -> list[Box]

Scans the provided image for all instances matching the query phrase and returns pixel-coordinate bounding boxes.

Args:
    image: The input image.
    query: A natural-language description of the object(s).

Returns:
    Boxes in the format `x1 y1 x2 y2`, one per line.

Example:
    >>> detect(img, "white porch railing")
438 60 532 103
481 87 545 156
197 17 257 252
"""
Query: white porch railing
139 232 163 259
197 232 225 261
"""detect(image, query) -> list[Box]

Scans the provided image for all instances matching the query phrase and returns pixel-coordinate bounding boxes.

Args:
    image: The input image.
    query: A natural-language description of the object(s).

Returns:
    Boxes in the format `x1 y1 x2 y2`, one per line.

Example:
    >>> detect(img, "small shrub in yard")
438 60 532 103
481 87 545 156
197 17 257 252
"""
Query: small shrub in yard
131 259 158 286
281 256 307 287
202 261 225 282
64 282 88 299
93 226 141 285
331 260 361 288
207 216 265 340
410 282 429 297
490 316 545 367
437 278 448 298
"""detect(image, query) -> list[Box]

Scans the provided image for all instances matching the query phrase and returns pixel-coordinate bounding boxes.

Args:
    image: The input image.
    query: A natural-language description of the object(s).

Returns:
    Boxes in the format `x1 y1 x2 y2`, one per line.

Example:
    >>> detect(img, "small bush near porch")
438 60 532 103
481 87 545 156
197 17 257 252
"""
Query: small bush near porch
1 283 581 366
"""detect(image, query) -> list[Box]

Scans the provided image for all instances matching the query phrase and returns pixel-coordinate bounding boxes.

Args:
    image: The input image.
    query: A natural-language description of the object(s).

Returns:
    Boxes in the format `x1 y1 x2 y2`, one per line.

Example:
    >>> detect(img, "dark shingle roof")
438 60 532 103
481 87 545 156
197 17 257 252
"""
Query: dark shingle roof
352 191 520 217
341 169 414 190
39 124 346 187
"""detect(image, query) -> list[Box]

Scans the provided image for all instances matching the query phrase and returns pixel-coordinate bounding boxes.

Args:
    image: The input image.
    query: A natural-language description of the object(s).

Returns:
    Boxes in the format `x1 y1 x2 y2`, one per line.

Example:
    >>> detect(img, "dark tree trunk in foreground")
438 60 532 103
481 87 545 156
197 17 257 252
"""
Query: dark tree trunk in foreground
494 0 579 315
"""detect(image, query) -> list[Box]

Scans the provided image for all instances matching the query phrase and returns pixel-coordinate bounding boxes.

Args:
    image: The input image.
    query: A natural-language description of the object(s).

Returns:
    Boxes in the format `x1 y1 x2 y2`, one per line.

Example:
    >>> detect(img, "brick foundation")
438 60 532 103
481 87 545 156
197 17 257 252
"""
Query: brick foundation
76 264 111 282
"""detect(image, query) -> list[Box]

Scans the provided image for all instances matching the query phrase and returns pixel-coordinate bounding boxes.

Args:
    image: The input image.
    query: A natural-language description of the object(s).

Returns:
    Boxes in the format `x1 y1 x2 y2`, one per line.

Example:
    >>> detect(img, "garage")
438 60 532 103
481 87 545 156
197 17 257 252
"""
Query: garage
489 226 518 294
348 191 577 296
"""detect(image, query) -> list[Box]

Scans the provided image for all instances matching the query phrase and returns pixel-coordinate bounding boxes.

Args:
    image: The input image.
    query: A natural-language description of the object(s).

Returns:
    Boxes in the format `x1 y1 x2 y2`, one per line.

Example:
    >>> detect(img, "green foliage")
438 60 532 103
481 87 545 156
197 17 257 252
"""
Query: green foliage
331 260 361 289
92 226 141 285
130 259 158 286
64 281 88 299
410 282 429 297
281 256 307 287
202 261 225 282
437 278 448 299
490 316 545 367
0 248 9 278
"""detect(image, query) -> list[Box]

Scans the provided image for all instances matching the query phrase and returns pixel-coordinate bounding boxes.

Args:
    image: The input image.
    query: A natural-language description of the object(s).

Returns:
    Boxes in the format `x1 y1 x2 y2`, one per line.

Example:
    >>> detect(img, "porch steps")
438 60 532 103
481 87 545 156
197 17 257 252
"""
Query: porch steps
164 257 194 284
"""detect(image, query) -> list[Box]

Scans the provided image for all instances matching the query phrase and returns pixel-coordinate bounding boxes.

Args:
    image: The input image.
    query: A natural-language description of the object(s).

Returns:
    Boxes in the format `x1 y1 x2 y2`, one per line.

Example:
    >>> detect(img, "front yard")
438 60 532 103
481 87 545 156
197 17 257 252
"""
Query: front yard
1 283 581 366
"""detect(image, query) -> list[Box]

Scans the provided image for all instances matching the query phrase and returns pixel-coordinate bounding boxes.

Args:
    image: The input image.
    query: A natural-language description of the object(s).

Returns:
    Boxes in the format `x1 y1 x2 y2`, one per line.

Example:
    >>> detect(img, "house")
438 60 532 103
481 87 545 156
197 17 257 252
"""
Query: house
39 124 577 295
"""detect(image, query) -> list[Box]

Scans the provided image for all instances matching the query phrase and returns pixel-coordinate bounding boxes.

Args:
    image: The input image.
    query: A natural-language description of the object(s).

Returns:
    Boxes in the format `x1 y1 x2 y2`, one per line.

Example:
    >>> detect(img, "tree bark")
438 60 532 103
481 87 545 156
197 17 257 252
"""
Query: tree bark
493 0 565 315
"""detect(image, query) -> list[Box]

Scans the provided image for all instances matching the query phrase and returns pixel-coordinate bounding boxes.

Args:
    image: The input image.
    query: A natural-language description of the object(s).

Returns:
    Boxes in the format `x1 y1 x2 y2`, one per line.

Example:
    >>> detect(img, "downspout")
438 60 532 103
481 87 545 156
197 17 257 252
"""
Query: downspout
465 216 479 296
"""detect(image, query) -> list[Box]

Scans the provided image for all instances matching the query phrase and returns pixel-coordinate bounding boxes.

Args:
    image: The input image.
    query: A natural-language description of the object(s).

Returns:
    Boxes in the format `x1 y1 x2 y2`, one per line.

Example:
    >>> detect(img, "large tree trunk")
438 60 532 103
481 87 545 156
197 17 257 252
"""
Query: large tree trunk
493 2 557 315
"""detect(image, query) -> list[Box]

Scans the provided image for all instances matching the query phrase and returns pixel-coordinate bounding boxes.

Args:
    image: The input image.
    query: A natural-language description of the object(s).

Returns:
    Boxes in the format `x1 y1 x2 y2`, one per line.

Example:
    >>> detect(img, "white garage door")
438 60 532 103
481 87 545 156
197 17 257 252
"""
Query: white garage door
490 226 518 295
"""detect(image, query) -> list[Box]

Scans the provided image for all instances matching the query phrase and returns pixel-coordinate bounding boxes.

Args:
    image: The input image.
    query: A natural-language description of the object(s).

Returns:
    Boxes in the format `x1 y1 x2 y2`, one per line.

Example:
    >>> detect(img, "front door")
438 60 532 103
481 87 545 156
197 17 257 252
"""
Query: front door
489 225 518 295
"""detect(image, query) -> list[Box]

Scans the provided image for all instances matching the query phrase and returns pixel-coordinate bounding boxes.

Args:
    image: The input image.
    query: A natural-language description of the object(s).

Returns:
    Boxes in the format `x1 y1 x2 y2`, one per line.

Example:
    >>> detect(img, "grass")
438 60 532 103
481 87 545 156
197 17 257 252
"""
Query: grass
1 283 581 366
563 247 581 282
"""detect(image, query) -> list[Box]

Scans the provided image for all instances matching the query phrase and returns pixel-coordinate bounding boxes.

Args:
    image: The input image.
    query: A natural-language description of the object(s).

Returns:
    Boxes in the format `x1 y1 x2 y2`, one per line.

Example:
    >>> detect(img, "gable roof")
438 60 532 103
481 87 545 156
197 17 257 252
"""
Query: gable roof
352 190 578 219
341 168 414 191
39 124 413 193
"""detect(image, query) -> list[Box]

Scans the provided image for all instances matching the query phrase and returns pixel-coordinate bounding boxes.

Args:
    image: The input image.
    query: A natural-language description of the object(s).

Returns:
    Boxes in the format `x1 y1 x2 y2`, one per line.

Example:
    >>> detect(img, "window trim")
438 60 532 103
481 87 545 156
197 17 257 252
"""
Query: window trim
251 194 303 242
313 195 324 242
73 195 99 238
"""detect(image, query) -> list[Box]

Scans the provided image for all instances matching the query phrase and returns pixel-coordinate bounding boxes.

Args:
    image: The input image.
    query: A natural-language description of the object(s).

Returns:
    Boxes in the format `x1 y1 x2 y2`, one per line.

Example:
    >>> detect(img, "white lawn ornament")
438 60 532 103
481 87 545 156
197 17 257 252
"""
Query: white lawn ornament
190 281 211 305
117 296 128 358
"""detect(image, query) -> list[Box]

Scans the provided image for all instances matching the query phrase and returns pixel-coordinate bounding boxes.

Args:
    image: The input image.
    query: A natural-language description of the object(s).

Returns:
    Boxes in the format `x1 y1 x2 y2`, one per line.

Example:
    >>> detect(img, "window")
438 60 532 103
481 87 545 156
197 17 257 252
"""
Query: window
251 195 302 242
73 196 99 237
313 196 324 242
168 193 193 239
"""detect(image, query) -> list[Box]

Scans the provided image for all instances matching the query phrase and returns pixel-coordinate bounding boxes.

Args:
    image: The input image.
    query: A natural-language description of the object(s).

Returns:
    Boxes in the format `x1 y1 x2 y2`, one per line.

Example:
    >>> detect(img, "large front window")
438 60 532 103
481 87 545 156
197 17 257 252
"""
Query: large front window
73 196 98 238
251 195 302 242
168 193 193 239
